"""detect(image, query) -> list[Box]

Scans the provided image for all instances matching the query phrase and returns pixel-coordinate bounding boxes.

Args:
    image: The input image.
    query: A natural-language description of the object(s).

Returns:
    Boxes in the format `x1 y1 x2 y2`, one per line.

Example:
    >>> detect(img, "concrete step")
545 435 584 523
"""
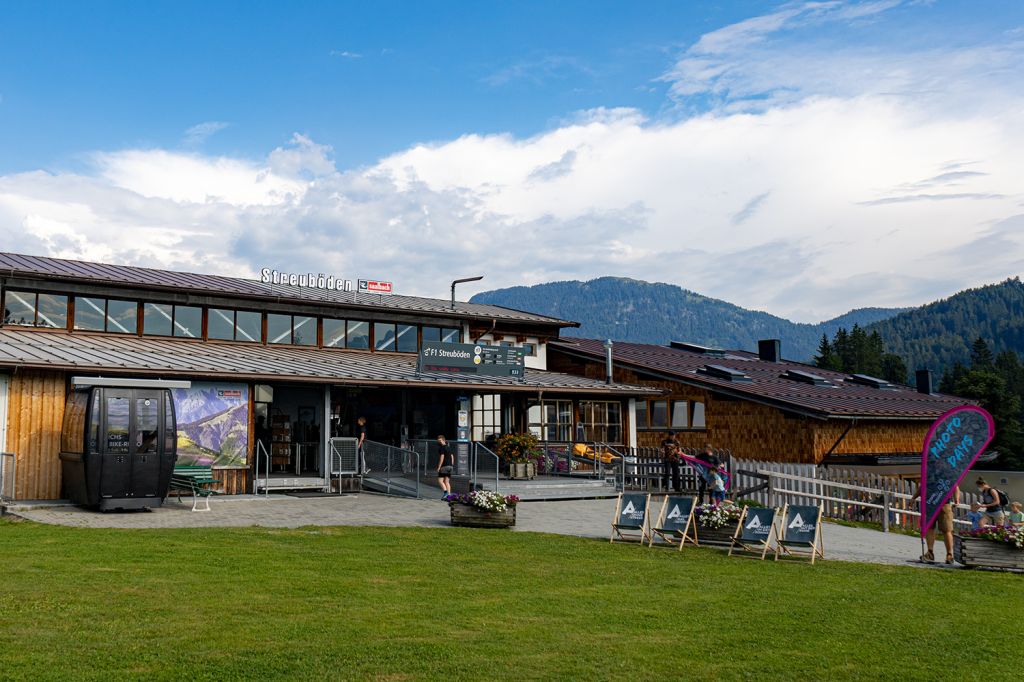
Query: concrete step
256 477 328 491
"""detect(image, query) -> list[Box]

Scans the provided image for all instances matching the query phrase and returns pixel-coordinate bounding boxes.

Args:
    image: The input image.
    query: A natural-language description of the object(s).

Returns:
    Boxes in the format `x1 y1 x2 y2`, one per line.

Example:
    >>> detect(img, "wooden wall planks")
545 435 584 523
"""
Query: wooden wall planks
7 369 67 500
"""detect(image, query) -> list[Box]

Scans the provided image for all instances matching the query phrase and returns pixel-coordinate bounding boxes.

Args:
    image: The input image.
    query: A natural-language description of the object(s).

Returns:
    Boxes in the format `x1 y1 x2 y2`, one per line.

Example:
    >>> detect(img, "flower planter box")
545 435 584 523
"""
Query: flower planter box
695 525 736 546
956 535 1024 571
507 461 536 480
449 503 516 528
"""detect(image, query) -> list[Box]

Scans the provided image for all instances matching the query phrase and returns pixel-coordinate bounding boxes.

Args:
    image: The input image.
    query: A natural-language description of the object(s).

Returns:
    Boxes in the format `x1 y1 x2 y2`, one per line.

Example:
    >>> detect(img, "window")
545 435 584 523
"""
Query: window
471 394 502 441
650 400 668 429
347 320 370 349
522 343 537 357
671 401 689 429
323 318 347 348
266 314 315 346
395 324 417 352
143 303 201 338
105 395 130 454
423 326 461 345
580 401 622 443
136 396 159 454
527 399 572 442
374 322 396 351
209 308 260 342
2 290 68 328
74 297 137 334
267 313 291 344
692 401 706 429
635 400 648 429
292 316 316 346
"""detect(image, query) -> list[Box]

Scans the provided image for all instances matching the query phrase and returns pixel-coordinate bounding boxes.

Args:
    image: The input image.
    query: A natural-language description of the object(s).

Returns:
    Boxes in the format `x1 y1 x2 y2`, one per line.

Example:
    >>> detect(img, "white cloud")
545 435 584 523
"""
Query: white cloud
0 2 1022 323
330 50 362 59
183 121 229 147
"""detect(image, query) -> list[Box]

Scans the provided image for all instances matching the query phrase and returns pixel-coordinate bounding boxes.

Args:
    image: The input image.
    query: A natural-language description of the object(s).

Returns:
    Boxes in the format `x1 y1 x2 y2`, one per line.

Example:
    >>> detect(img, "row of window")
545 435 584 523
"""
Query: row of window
636 399 706 431
1 289 462 352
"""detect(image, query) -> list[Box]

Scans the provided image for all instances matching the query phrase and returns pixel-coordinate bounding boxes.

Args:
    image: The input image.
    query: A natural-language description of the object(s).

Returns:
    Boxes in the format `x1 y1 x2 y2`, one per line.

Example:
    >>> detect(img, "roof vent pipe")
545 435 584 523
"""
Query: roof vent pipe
916 369 934 395
604 339 614 385
758 339 781 363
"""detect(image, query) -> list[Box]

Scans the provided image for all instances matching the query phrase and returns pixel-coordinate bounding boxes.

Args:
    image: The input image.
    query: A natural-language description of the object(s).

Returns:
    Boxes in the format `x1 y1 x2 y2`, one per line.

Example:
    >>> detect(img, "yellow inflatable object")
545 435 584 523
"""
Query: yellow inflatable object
572 443 618 464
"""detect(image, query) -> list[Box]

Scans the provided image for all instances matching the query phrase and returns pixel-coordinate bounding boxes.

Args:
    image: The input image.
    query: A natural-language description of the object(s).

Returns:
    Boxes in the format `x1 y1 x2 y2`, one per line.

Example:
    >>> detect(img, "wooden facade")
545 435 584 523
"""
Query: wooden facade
548 352 932 465
6 369 67 500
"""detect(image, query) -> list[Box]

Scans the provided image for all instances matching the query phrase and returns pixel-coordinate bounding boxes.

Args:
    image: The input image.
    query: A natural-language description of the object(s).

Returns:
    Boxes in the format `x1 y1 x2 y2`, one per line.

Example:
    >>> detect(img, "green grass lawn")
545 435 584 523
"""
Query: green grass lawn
0 517 1019 681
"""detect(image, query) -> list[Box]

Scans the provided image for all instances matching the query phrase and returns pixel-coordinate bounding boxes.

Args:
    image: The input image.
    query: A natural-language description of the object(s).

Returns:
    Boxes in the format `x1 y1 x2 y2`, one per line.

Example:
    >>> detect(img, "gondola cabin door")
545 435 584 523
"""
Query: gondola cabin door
99 389 165 500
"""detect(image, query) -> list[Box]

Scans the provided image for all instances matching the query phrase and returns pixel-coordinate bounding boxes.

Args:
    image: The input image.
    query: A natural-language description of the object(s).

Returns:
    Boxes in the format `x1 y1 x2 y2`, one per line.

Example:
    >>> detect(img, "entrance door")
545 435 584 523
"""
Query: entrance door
131 391 163 497
100 389 132 498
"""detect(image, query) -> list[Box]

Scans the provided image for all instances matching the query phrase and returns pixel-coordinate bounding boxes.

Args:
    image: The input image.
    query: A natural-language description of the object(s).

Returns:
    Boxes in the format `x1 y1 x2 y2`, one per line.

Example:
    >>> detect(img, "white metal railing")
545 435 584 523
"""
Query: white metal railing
471 442 500 493
252 440 270 496
0 452 15 502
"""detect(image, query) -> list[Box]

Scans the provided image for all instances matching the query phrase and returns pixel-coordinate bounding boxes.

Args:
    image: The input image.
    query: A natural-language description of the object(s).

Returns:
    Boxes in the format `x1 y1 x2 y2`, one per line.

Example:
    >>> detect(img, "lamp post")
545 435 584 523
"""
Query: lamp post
450 276 484 310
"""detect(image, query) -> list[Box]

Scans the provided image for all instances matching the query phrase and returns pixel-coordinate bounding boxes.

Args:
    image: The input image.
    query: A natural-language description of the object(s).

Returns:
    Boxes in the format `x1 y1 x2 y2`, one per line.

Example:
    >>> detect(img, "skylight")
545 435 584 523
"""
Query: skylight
697 364 752 382
781 369 833 387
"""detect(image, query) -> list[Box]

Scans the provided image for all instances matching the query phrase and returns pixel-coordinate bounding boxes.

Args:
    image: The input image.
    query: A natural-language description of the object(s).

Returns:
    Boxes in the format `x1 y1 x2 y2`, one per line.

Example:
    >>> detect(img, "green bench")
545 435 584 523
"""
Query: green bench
170 465 222 512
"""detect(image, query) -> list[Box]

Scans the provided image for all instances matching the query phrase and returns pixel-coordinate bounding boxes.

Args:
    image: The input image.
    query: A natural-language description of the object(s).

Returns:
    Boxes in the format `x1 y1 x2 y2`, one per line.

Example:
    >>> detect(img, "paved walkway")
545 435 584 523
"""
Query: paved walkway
10 494 928 567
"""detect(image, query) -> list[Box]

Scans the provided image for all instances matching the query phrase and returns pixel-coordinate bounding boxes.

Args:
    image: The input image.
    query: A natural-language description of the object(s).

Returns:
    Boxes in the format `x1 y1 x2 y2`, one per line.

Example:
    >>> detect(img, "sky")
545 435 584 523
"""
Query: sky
1 0 1023 322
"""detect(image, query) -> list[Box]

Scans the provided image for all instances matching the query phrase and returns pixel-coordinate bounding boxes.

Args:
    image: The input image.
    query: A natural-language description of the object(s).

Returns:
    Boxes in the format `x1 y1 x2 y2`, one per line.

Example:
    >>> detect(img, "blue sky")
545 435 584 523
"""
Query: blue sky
1 1 1023 321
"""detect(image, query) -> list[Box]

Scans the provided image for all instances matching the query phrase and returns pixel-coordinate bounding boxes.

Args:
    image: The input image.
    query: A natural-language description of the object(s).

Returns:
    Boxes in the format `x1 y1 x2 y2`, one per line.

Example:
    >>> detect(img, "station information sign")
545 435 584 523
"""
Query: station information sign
418 341 526 378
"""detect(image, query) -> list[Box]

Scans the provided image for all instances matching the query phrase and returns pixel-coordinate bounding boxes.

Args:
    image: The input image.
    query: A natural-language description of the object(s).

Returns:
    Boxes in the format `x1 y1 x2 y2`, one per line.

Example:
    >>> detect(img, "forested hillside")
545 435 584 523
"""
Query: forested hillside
868 278 1024 373
472 277 904 360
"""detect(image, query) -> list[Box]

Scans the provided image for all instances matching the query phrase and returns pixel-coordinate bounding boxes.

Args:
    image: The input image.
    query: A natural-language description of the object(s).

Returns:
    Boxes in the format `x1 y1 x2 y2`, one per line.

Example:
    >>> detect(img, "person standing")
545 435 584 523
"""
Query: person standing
913 485 961 564
436 435 454 498
697 443 720 504
661 432 681 493
356 416 368 474
710 465 727 506
973 477 1006 526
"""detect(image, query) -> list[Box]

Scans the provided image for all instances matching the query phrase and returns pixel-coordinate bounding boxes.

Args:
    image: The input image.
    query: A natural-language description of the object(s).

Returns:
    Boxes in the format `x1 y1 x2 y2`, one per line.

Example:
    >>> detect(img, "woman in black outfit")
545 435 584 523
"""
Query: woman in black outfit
436 435 454 498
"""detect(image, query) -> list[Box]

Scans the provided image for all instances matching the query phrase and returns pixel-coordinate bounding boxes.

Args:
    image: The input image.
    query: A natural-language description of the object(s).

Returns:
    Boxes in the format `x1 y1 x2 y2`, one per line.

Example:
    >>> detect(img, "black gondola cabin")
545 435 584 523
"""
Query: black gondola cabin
59 378 187 511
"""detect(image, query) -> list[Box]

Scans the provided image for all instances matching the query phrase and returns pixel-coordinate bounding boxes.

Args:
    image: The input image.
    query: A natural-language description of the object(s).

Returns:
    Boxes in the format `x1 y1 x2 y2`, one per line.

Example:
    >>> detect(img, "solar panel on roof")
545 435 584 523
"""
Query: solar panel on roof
697 364 752 382
846 374 897 390
781 369 833 387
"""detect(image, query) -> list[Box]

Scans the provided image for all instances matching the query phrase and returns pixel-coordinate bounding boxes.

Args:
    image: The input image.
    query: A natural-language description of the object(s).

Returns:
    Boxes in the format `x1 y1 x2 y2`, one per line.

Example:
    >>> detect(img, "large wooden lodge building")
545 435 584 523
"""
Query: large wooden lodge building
0 252 968 502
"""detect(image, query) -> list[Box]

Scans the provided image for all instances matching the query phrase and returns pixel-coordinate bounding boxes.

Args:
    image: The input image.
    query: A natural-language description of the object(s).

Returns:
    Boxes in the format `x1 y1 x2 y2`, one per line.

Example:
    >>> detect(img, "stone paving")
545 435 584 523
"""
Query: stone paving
9 493 930 568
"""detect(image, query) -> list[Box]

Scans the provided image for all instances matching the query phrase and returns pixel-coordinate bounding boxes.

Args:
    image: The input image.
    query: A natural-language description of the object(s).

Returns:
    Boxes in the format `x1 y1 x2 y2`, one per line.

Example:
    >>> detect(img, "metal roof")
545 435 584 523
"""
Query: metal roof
552 338 968 420
0 252 577 327
0 329 658 395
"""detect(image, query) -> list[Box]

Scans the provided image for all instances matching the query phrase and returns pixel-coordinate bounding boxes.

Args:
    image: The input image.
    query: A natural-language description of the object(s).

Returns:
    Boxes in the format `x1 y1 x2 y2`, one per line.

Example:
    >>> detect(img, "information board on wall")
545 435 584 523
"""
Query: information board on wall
417 341 525 378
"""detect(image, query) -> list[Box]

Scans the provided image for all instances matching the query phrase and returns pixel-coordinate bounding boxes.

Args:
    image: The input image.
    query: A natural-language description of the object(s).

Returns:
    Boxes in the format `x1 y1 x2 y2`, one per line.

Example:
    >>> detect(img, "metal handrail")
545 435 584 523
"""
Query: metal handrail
596 442 628 491
252 440 270 496
472 442 500 493
362 440 422 499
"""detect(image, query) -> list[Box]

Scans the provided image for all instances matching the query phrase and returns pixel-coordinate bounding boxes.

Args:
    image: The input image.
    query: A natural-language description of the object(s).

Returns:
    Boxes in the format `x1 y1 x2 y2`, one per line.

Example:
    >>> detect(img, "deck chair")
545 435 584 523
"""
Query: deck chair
775 504 825 564
728 506 779 560
610 493 651 544
647 496 699 548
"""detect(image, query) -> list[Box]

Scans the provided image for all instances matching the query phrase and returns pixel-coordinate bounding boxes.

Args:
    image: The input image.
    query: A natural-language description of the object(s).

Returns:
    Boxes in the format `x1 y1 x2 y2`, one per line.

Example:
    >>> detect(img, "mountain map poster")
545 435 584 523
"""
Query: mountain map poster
172 382 250 467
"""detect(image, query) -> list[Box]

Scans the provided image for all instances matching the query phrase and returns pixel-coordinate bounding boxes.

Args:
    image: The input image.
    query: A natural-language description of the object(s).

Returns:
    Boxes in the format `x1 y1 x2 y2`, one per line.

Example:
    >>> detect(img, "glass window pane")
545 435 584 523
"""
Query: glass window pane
650 400 668 428
36 293 68 329
374 322 396 351
164 395 176 452
672 401 689 429
608 402 621 425
235 311 261 342
421 326 440 344
75 297 107 331
106 395 130 454
143 303 173 336
347 320 369 349
208 308 235 340
89 391 101 453
292 316 316 346
173 306 201 338
527 404 541 425
106 299 137 334
635 401 648 429
323 319 346 348
441 327 460 343
692 402 706 429
136 396 159 454
396 324 417 352
4 291 37 326
267 313 292 344
523 343 536 356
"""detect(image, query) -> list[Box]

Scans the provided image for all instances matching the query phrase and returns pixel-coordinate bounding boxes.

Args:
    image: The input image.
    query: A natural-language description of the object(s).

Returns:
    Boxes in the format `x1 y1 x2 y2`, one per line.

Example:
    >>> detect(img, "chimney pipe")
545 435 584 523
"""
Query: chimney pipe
916 369 933 395
758 339 781 363
603 339 614 385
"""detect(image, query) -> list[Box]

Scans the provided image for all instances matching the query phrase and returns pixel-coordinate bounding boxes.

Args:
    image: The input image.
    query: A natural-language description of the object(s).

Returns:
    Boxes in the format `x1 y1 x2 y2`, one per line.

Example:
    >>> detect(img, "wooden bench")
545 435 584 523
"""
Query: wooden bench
170 465 221 512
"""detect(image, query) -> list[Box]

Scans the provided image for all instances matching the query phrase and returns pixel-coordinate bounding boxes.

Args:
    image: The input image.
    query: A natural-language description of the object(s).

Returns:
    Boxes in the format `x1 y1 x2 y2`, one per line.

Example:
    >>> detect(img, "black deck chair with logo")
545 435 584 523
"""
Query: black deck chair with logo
610 492 651 544
728 505 779 560
774 504 824 564
647 495 699 549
